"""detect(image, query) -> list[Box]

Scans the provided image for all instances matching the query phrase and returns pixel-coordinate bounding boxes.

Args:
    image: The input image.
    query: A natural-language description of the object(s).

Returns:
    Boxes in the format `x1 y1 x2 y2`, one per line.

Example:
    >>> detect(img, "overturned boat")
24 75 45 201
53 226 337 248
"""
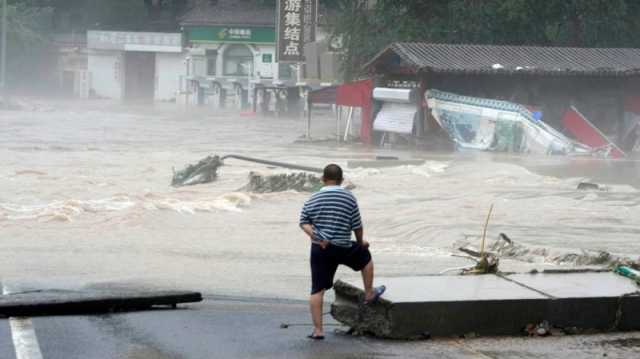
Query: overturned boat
426 90 593 156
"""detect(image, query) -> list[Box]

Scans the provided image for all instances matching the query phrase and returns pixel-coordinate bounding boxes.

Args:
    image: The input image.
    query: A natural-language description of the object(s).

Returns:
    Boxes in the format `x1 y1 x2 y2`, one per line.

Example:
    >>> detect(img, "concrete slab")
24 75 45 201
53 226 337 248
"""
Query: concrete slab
331 273 640 339
0 290 202 317
379 275 548 303
506 272 638 298
506 272 640 332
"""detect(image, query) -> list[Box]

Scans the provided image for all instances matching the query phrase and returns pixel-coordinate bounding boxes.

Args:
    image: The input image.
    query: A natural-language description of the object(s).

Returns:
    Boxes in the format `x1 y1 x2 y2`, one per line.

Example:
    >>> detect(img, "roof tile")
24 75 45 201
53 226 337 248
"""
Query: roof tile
371 43 640 76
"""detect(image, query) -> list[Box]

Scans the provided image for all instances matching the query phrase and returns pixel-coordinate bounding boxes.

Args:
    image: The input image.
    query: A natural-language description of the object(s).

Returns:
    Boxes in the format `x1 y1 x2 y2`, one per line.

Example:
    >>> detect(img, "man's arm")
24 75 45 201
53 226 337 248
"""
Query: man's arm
301 223 329 249
301 223 315 240
354 227 369 248
354 227 363 244
351 198 368 248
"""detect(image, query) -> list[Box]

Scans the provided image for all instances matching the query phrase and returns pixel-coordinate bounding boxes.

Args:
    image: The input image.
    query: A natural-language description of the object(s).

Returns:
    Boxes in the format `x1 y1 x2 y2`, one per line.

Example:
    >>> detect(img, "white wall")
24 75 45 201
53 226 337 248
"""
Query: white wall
88 50 122 99
155 52 185 101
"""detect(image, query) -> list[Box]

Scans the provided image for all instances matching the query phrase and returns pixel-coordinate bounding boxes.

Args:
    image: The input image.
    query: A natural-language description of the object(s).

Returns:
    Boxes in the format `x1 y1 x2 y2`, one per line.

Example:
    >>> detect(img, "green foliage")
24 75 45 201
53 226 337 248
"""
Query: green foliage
333 0 640 80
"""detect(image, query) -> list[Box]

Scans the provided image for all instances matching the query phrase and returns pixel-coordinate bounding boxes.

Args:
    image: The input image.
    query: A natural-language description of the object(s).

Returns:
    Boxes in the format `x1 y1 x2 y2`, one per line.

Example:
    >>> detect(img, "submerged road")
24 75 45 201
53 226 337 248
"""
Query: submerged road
1 297 640 359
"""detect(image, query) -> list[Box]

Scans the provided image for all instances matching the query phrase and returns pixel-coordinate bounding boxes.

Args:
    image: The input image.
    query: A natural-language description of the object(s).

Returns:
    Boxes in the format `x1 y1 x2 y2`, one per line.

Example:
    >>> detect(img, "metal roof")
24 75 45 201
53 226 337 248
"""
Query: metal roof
367 42 640 76
180 0 275 27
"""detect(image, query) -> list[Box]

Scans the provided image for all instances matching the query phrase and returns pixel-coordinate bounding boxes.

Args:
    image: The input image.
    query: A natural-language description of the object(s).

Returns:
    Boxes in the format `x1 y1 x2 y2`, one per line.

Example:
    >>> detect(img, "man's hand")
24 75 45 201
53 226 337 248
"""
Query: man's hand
318 240 330 249
361 240 370 249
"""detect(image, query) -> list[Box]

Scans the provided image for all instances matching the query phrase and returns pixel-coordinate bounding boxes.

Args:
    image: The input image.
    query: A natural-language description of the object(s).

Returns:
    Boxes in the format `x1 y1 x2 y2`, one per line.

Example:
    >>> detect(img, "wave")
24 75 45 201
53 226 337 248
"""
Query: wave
0 191 255 222
0 195 135 222
144 192 252 214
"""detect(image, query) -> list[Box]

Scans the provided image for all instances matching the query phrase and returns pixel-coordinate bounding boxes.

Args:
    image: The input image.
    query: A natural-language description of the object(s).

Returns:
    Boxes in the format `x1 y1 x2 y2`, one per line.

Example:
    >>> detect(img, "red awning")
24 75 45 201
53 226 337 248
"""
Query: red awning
308 79 374 144
562 107 625 158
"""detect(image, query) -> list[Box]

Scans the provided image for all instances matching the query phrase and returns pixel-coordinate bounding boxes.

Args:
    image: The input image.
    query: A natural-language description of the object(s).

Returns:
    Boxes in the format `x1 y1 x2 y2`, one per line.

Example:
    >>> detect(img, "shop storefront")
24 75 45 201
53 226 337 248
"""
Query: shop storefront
179 1 297 109
87 31 184 102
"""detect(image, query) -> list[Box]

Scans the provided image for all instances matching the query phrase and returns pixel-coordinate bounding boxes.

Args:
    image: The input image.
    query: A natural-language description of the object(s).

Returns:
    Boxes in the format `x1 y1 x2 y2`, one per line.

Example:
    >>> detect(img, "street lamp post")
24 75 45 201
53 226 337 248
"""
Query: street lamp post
1 0 7 94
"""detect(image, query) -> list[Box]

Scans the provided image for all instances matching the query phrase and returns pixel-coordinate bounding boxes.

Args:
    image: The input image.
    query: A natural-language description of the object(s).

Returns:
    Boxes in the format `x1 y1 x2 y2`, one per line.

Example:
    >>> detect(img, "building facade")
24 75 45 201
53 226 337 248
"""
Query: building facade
87 31 184 102
178 0 296 108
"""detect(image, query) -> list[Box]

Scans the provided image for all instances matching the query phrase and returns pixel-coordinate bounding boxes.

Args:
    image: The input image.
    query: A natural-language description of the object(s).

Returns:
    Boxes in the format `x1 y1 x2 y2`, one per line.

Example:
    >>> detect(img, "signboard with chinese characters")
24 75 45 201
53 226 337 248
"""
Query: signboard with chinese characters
87 31 182 53
186 27 276 44
277 0 305 62
303 0 317 44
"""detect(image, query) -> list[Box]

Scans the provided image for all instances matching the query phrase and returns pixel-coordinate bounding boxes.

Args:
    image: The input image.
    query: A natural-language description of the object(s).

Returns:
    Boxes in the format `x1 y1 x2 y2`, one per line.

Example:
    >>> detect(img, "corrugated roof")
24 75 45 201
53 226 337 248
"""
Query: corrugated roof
180 0 275 27
368 42 640 76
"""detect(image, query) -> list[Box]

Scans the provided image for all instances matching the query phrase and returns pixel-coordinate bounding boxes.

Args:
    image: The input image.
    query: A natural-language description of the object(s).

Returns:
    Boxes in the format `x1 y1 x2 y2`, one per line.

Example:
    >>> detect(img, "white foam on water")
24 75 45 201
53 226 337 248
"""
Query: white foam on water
407 161 450 178
0 195 136 222
346 167 381 178
147 192 253 214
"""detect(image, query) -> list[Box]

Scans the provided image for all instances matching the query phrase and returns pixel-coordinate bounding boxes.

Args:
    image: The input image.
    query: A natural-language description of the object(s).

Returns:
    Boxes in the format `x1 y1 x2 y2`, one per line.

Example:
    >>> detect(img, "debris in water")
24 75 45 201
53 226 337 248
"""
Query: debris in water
577 182 607 191
426 90 592 155
242 172 323 193
171 155 223 187
458 233 640 269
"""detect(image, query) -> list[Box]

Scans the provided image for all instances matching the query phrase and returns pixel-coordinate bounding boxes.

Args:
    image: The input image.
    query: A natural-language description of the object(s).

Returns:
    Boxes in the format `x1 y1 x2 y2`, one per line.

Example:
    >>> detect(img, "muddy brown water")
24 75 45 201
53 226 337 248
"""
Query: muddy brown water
0 100 638 300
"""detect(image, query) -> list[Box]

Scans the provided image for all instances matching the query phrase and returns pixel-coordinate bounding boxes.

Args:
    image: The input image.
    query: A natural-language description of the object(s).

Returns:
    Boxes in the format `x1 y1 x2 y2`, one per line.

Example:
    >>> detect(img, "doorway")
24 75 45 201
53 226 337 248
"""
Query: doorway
124 52 156 102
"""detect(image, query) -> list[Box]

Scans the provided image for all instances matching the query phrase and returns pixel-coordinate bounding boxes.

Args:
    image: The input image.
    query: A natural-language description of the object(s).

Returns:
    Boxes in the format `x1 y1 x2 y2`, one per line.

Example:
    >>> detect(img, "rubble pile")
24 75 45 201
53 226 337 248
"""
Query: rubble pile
242 172 323 193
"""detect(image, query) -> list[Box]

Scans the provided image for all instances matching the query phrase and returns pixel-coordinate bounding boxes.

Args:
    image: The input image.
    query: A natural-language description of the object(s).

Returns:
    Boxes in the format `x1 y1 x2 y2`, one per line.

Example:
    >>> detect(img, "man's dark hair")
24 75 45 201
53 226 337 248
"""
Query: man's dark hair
323 164 343 182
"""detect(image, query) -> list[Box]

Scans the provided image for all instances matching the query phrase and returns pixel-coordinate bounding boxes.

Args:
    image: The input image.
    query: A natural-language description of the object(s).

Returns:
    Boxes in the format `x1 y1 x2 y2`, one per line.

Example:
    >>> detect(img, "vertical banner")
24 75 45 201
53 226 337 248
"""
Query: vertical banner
277 0 305 62
303 0 317 44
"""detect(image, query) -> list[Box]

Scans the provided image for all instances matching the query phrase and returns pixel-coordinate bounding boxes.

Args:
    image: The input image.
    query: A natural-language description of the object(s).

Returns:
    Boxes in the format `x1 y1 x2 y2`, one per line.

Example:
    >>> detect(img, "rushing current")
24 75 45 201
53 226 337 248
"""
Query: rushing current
1 100 639 300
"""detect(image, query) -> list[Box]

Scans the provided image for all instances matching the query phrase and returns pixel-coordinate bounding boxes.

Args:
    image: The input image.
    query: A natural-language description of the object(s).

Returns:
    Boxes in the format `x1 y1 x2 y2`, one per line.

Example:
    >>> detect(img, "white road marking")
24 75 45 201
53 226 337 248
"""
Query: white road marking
2 285 44 359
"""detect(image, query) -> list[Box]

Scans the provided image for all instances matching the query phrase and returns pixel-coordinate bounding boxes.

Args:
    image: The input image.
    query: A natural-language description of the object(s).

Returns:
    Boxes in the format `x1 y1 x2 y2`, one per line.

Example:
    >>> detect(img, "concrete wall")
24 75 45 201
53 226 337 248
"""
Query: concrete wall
88 50 123 99
155 52 185 101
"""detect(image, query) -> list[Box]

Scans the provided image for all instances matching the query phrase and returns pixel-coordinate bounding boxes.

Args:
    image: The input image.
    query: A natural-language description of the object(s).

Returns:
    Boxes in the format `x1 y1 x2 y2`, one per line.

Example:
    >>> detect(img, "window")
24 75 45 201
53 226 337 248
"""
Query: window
206 50 217 76
223 45 253 76
262 54 273 63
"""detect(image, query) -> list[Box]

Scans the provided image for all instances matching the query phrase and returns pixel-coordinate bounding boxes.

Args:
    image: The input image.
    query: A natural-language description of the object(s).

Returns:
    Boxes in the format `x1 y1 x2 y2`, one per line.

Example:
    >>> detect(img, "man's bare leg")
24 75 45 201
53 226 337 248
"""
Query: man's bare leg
310 290 325 336
361 260 375 301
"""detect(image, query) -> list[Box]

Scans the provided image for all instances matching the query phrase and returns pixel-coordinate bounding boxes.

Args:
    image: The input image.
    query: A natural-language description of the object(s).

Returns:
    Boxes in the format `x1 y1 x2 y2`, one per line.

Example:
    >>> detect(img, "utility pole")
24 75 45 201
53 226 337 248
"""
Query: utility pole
1 0 7 95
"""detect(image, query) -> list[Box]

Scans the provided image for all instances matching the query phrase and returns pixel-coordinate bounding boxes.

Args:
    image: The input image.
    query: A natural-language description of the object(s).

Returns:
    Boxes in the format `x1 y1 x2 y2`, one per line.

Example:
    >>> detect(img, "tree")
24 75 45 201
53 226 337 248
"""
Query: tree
3 2 54 88
332 0 640 80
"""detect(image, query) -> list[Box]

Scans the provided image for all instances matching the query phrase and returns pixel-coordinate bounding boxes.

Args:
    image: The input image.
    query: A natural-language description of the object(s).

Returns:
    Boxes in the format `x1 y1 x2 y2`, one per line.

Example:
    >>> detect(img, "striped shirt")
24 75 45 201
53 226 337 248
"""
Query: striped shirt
299 186 362 247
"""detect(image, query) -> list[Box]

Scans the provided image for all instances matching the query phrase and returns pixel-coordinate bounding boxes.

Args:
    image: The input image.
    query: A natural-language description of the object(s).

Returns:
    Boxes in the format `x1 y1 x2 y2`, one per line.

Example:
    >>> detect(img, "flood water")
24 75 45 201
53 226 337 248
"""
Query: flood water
1 100 639 300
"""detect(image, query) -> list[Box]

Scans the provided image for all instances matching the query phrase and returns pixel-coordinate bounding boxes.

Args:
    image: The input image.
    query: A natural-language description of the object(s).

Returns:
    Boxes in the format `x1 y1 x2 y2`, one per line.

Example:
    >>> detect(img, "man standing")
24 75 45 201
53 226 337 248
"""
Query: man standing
299 164 385 340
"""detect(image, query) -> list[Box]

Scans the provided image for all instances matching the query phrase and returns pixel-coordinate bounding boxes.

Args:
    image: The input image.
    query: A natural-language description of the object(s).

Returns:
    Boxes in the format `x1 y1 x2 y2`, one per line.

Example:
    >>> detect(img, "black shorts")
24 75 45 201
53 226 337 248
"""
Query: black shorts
310 242 372 294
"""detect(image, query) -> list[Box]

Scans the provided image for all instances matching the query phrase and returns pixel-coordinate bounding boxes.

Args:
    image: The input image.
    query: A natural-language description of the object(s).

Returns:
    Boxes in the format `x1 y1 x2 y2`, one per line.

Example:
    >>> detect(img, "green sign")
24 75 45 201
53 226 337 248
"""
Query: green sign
187 26 276 44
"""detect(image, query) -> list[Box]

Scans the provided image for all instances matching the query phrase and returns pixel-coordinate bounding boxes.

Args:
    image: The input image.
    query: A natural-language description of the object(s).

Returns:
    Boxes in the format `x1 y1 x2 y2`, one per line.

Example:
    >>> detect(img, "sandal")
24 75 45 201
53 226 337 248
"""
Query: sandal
363 285 386 305
307 333 325 340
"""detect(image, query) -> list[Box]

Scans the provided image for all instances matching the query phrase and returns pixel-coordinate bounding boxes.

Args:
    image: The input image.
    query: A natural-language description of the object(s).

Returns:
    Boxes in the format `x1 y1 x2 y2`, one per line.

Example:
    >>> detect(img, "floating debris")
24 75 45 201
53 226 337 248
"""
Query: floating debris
242 172 323 193
577 182 607 191
426 89 592 155
171 155 223 187
458 233 640 269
